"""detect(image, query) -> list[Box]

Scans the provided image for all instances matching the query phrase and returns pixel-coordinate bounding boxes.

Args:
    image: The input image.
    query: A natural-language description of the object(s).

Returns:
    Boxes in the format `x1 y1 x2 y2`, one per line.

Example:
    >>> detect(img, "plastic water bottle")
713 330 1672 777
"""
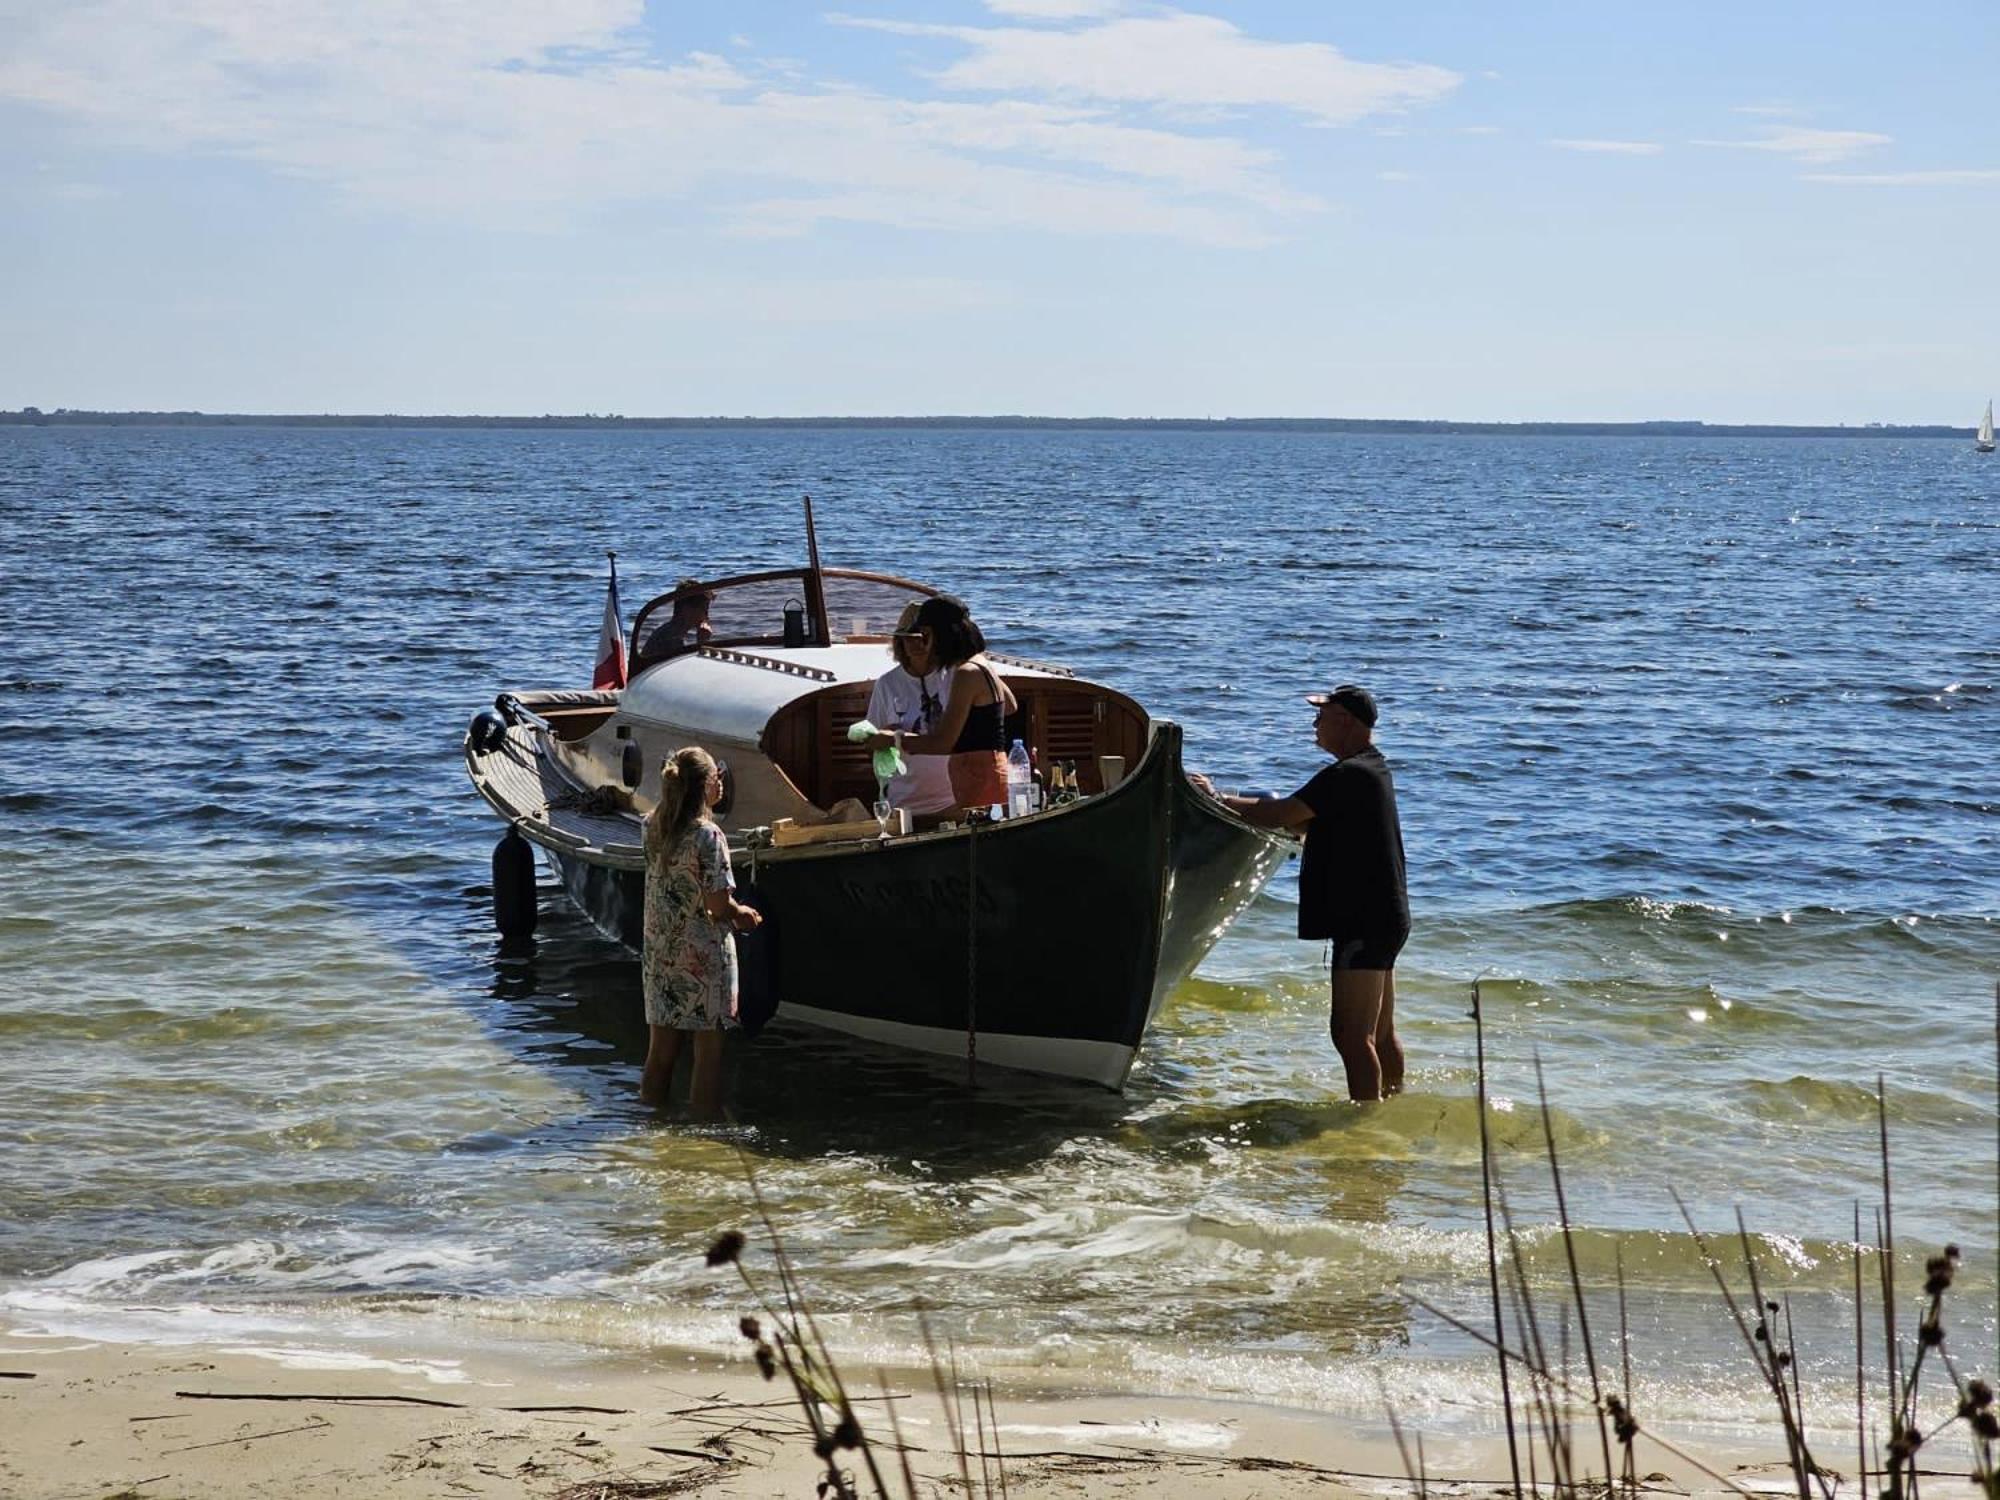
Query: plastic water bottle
1005 739 1033 819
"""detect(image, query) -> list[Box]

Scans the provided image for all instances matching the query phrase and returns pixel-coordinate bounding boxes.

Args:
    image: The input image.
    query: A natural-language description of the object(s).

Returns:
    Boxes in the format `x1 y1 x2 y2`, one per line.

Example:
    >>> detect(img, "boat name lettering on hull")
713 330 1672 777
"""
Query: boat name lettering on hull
838 875 998 921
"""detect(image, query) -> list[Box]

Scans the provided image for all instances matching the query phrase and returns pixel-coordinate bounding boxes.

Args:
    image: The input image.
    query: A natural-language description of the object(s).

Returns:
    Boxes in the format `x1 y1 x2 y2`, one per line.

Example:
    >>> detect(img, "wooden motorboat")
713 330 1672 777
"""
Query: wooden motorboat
463 539 1291 1090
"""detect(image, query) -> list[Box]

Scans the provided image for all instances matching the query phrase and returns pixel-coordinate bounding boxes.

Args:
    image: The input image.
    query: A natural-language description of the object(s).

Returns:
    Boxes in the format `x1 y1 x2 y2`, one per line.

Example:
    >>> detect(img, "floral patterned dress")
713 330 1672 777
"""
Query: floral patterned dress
641 818 738 1030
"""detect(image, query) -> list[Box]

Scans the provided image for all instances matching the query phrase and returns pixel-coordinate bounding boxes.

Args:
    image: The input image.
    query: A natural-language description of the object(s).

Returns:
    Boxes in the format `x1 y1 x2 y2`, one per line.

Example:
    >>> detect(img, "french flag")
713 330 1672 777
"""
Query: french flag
592 553 627 691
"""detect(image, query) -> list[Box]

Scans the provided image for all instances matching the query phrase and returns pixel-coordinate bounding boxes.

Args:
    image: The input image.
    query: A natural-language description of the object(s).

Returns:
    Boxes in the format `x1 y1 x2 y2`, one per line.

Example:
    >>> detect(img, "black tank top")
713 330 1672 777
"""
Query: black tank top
950 663 1006 752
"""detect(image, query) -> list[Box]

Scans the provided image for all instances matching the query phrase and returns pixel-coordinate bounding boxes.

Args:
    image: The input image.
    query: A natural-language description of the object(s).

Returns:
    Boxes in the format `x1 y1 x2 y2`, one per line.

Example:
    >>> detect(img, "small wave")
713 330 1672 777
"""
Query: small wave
1887 680 1990 712
1120 1091 1599 1163
217 1346 471 1384
1739 1075 1983 1127
12 1238 508 1305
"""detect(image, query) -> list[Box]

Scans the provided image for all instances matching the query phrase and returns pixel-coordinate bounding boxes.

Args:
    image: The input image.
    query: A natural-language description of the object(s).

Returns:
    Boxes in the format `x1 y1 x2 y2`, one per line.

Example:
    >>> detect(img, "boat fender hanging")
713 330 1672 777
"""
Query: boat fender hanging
621 740 644 789
492 826 538 937
470 708 509 754
782 597 806 648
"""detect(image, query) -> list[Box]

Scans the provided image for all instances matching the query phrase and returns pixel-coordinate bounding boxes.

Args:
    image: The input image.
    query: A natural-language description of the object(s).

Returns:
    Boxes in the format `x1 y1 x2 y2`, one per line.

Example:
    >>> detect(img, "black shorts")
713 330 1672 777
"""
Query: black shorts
1328 930 1407 972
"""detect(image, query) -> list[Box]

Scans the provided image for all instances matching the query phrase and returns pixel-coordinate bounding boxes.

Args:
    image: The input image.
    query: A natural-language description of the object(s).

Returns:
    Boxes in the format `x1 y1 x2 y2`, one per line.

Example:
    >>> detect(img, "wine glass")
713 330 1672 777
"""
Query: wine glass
873 797 893 836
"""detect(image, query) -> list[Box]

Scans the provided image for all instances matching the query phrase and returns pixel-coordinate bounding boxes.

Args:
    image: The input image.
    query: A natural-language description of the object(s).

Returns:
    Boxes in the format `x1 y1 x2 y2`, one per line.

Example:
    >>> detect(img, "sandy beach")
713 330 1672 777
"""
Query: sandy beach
0 1334 1432 1500
0 1327 1808 1500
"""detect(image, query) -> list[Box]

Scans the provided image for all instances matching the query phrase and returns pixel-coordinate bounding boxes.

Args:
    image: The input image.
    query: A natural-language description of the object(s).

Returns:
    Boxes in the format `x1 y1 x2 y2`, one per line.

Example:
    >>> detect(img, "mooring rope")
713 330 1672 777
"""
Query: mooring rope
965 818 978 1087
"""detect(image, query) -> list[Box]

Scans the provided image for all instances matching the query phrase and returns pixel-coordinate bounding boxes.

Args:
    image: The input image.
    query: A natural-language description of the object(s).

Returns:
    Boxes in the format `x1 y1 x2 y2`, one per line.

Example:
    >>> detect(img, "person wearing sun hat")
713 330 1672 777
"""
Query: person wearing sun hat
864 600 958 826
1189 684 1409 1102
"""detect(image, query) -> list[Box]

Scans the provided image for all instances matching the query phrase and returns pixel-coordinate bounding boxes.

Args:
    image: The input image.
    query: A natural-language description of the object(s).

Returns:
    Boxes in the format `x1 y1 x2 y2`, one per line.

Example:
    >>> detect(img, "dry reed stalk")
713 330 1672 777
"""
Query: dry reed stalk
1876 1079 1908 1500
1492 1168 1573 1493
1426 1007 2000 1500
1380 1373 1431 1500
1405 1290 1760 1498
741 1165 890 1499
1473 978 1526 1500
969 1360 992 1500
876 1367 921 1499
1614 1245 1637 1498
707 1154 1021 1500
1536 1053 1616 1487
1730 1205 1825 1497
1854 1202 1868 1500
917 1309 976 1500
984 1380 1008 1500
1666 1188 1822 1500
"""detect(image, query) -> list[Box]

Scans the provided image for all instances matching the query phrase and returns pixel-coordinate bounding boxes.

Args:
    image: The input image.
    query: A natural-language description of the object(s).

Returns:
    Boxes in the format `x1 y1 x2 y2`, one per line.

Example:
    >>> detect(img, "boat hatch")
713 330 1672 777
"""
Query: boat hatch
632 569 945 668
762 675 1151 812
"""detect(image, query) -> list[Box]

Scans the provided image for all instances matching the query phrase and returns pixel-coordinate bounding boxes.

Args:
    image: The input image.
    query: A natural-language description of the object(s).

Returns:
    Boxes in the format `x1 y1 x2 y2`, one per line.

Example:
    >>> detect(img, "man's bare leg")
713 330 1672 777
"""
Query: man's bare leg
1329 970 1388 1101
1374 971 1404 1097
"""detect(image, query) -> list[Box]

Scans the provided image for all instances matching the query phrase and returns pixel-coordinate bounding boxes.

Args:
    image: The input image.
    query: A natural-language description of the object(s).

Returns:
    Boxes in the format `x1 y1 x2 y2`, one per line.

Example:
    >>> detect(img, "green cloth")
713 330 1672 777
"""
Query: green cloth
846 718 907 788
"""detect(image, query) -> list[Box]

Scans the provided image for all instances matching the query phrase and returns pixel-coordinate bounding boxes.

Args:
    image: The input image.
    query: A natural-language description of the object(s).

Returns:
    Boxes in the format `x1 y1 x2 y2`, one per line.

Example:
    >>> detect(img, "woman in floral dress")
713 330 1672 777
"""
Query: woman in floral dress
640 746 762 1114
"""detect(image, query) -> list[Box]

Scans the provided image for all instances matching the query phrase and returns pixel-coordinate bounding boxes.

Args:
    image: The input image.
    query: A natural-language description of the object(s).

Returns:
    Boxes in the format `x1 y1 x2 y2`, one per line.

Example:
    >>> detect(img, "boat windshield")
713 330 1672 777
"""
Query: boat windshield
631 569 942 664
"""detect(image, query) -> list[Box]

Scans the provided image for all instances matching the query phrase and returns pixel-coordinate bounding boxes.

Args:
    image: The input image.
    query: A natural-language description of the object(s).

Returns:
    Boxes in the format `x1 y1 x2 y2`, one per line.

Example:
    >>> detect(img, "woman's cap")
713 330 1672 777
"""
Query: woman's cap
891 600 925 636
1306 684 1378 727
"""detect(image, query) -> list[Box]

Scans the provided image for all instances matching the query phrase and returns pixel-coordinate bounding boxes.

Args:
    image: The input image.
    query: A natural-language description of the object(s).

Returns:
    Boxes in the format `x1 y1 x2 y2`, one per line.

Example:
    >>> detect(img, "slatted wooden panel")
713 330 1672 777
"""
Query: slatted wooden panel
817 685 878 807
1035 689 1100 783
1014 684 1150 794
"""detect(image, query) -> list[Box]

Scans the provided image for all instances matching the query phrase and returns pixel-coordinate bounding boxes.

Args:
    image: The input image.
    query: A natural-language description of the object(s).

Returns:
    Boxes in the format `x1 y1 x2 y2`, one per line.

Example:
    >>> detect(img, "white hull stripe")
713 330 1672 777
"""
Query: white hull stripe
774 1003 1135 1090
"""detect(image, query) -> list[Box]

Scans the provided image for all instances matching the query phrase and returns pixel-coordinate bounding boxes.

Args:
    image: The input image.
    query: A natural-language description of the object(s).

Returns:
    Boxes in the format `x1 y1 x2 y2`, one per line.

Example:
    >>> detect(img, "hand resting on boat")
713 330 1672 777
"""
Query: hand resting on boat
703 886 763 932
1188 773 1313 831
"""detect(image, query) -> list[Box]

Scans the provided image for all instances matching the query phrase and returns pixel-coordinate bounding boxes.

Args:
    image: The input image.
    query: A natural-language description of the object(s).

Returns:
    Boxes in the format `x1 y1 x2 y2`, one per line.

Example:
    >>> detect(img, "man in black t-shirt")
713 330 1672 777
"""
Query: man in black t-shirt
1189 684 1410 1102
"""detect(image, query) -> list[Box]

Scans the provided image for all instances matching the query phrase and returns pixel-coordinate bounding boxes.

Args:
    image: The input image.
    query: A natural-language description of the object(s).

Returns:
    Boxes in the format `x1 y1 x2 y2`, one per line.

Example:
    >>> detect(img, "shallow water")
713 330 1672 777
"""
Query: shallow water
0 426 1994 1430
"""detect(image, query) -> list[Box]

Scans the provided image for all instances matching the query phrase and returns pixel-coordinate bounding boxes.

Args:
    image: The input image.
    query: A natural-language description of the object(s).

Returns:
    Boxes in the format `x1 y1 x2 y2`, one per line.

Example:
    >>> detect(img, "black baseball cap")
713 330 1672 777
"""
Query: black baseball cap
1306 684 1378 727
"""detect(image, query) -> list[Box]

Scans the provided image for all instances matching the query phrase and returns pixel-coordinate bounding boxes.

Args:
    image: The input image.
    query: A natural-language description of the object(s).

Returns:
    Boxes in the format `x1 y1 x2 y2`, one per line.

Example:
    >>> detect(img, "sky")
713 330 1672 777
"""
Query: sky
3 1 1996 423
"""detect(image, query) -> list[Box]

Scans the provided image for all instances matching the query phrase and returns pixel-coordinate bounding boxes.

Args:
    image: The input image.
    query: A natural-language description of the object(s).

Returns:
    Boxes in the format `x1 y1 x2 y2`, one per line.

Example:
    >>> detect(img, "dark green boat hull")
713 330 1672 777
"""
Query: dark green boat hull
553 722 1289 1088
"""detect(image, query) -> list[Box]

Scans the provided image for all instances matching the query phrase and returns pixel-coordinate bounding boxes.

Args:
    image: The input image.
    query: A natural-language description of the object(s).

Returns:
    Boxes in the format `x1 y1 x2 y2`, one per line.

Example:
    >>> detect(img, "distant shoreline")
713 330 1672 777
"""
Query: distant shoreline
0 408 1971 438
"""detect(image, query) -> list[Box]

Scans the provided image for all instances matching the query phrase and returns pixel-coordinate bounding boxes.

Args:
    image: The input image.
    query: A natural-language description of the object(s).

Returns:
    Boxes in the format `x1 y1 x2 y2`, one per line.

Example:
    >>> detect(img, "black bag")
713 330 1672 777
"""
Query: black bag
734 884 781 1037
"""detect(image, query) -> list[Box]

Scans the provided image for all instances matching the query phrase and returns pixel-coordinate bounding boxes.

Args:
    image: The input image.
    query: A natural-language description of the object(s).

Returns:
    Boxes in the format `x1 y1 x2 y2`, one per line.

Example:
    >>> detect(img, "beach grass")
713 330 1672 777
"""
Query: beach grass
1393 979 2000 1500
704 1157 1005 1500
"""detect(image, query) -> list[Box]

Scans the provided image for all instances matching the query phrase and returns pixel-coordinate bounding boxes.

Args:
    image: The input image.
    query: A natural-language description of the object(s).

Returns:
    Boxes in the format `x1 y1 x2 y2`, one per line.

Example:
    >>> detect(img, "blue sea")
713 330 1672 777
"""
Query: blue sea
0 425 1994 1433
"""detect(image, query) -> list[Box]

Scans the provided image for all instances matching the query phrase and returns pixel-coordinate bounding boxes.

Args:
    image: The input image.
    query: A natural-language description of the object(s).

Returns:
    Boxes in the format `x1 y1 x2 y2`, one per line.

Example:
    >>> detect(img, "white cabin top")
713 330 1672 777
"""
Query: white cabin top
624 643 1076 742
620 568 1078 743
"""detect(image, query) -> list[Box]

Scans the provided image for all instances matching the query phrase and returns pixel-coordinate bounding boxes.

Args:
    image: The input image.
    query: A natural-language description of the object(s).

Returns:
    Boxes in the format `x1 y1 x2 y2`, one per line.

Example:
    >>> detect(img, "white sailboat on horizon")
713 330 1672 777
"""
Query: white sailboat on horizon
1979 399 1996 453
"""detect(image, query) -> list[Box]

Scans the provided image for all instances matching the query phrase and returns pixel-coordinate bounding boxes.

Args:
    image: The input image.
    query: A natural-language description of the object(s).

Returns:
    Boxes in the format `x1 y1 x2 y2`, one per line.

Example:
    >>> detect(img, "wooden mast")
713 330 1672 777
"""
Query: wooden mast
802 495 831 646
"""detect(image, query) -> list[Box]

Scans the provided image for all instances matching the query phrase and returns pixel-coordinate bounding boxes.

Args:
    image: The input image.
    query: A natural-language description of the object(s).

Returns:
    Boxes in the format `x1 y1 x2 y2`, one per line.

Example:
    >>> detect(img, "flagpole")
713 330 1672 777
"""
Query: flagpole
594 550 628 691
608 551 622 680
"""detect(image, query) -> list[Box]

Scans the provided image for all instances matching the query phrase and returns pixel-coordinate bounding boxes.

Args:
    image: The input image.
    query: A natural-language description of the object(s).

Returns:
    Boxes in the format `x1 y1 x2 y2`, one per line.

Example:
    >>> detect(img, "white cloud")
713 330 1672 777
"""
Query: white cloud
1548 138 1664 156
837 11 1460 126
982 0 1126 17
1456 124 1502 136
0 0 1347 246
1692 126 1890 164
597 274 1011 323
1732 103 1800 118
1802 169 2000 186
1377 170 1415 182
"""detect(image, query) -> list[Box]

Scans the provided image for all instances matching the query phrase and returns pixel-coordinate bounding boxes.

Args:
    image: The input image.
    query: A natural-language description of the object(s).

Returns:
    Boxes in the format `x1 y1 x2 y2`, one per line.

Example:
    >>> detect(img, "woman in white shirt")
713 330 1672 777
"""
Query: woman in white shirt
866 602 957 825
